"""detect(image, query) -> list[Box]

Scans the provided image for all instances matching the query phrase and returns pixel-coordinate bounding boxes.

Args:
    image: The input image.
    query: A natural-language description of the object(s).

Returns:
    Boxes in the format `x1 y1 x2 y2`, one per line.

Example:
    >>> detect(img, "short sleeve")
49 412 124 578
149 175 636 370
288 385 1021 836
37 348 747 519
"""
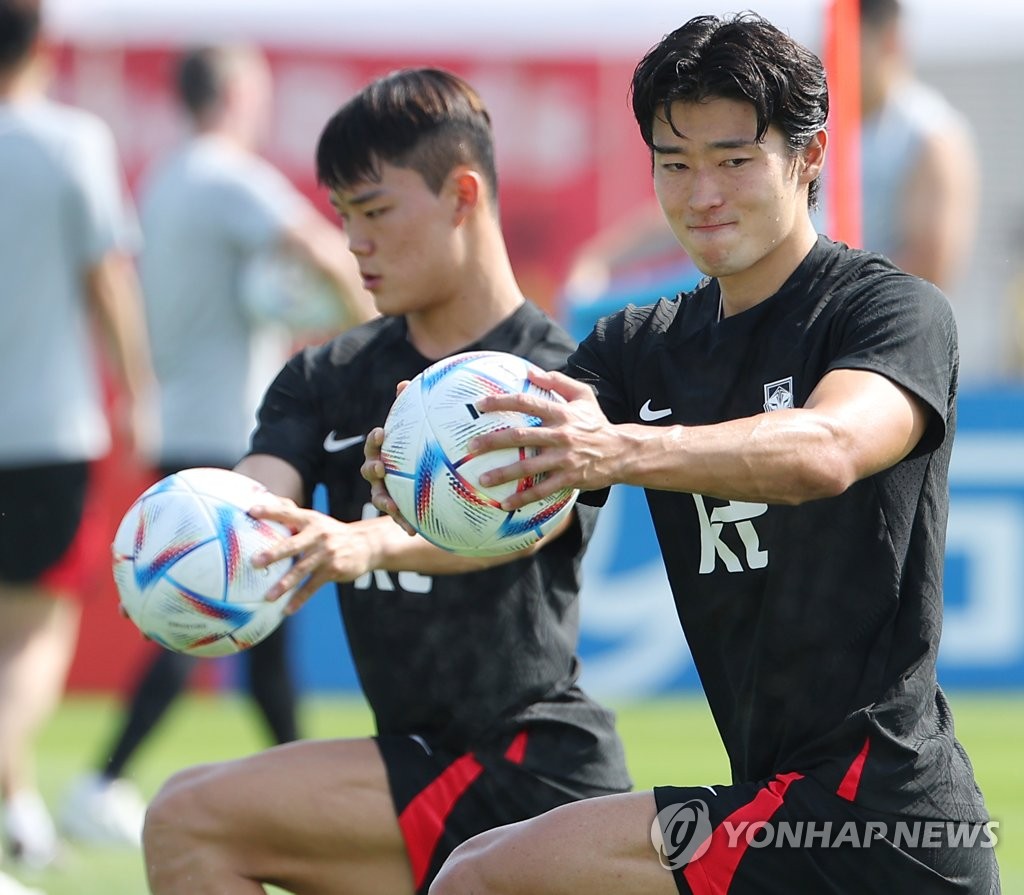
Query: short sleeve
828 274 957 455
215 156 308 252
66 116 140 264
249 347 326 490
566 310 633 425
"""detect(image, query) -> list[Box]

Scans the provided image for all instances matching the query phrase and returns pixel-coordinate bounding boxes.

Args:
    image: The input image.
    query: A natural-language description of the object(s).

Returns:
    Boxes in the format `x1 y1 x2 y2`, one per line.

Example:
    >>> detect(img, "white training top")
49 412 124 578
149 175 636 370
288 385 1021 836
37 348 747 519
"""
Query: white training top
860 78 971 261
138 134 308 463
0 97 138 464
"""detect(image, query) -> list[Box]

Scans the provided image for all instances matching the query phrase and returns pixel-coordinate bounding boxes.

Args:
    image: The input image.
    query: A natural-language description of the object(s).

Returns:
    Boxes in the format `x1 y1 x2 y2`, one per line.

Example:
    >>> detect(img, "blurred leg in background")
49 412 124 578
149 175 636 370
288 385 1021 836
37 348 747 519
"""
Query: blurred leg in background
0 464 93 874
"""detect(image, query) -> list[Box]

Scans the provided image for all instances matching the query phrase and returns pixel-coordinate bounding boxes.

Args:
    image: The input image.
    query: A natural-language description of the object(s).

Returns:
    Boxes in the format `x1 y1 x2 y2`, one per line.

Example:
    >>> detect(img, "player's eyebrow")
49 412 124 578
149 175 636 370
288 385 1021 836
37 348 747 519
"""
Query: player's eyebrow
330 187 387 213
652 137 758 154
337 187 385 208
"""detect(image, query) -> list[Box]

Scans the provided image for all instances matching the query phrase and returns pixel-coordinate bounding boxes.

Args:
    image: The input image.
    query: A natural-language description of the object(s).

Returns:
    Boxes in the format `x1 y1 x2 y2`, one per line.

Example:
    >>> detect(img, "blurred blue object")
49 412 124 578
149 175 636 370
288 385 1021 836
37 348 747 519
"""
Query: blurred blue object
562 257 703 341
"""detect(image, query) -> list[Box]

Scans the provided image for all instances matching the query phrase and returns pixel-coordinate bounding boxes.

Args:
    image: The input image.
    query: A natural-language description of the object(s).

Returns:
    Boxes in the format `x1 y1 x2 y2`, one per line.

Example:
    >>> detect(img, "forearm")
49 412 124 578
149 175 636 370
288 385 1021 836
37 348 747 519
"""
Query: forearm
611 410 853 505
85 253 155 400
361 514 532 575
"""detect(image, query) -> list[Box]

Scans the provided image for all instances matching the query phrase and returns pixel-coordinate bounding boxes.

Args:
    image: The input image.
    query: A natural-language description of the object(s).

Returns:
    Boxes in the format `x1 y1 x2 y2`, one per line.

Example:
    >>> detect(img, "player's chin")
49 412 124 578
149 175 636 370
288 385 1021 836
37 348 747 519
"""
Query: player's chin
367 289 417 318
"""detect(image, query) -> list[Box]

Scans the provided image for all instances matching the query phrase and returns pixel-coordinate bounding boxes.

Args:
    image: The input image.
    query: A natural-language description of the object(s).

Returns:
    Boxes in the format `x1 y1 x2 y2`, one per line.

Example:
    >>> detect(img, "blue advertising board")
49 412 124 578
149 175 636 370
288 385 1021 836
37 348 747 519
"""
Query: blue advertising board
935 390 1024 689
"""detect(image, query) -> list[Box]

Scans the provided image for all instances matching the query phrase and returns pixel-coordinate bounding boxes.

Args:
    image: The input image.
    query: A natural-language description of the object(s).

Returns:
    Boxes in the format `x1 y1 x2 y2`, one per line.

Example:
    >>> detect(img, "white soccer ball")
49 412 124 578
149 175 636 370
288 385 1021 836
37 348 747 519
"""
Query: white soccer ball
111 468 295 657
381 350 578 557
239 249 349 333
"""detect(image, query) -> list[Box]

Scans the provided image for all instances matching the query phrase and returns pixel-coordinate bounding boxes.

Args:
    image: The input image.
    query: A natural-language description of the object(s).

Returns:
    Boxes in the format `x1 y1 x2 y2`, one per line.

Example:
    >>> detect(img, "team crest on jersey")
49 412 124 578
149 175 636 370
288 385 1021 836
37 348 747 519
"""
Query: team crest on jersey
763 377 794 413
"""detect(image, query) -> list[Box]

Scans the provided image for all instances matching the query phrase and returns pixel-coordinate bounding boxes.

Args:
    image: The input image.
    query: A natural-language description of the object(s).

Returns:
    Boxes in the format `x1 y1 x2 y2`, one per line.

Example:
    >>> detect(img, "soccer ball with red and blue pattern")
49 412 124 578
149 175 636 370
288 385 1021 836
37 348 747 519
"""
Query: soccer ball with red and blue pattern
381 350 579 557
111 468 295 657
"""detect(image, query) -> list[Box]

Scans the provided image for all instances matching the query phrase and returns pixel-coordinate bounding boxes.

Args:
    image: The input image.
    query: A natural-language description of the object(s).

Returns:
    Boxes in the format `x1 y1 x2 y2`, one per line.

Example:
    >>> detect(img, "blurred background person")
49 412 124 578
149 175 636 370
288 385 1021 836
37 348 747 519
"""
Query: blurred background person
858 0 979 291
0 0 155 886
59 43 375 848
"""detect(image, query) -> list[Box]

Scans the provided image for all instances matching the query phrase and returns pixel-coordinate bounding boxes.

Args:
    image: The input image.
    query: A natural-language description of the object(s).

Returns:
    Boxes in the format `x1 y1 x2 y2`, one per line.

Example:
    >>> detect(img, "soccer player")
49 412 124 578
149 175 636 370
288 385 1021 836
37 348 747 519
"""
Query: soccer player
140 67 631 895
0 0 154 887
371 15 1000 895
60 43 374 848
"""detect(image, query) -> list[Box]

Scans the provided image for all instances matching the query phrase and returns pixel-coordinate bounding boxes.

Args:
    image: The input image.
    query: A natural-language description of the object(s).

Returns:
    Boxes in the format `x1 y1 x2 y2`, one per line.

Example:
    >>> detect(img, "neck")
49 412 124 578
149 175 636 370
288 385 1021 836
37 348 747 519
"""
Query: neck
718 218 819 317
0 57 43 102
406 229 526 360
193 123 247 150
191 105 256 151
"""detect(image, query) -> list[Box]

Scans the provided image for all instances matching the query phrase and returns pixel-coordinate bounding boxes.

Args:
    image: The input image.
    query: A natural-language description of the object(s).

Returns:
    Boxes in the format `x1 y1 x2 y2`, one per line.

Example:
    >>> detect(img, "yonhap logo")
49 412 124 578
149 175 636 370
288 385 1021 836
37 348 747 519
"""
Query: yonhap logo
651 808 998 870
651 799 713 869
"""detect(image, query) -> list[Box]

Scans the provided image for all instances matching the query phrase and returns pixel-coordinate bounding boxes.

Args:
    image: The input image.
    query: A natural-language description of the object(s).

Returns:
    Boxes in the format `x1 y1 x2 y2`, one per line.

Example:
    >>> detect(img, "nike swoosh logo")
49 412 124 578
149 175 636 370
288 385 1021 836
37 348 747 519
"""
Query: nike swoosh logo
323 432 366 453
639 399 672 422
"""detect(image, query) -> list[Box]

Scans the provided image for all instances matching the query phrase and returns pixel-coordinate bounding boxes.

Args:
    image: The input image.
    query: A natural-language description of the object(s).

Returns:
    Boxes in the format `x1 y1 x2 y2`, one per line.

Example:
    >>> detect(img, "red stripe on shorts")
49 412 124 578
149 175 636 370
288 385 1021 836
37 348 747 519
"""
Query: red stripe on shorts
398 752 485 890
836 736 871 802
396 731 530 890
683 771 803 895
503 730 528 764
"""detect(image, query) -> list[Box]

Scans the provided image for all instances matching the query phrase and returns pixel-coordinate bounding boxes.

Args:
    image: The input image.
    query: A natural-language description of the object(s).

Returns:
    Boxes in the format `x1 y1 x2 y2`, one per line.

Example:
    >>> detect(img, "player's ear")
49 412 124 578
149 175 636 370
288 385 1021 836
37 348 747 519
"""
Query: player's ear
450 168 482 224
799 129 827 185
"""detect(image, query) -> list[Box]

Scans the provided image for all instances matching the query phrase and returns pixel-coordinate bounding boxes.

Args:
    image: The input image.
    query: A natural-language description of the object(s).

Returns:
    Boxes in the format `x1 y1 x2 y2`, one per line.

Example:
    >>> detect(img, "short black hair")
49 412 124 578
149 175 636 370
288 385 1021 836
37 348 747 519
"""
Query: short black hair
630 12 829 207
316 67 498 203
175 47 236 118
0 0 40 71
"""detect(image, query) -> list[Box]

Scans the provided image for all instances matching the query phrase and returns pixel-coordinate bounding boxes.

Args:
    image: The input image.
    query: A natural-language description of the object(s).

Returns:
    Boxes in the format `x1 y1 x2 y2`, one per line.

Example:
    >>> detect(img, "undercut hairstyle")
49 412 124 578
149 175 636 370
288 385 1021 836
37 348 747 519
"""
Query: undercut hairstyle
0 0 40 71
630 12 829 207
175 46 252 118
316 67 499 205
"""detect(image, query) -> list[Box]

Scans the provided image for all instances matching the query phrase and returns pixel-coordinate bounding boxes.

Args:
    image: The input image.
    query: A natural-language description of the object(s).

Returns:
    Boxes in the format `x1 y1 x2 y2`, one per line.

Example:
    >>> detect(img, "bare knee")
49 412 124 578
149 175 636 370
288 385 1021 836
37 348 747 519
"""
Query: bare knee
144 762 216 841
143 764 222 891
430 827 509 895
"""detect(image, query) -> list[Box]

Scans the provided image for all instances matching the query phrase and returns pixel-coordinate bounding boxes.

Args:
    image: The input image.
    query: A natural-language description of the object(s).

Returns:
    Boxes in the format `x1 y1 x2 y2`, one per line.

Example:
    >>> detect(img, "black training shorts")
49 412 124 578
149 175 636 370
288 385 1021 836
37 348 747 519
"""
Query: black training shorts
0 461 89 585
378 723 626 895
653 773 1000 894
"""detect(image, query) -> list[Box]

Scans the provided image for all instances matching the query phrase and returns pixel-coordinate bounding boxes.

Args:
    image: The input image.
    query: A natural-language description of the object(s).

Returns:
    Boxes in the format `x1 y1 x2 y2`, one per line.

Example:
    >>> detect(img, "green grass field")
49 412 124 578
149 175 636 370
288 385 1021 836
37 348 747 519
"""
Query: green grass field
7 691 1022 893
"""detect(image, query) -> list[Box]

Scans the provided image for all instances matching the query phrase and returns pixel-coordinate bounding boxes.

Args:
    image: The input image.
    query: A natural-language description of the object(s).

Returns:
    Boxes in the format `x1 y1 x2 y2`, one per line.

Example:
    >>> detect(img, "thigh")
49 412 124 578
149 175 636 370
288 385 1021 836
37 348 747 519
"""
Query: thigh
0 462 88 584
432 789 680 895
153 737 414 895
653 775 1001 894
